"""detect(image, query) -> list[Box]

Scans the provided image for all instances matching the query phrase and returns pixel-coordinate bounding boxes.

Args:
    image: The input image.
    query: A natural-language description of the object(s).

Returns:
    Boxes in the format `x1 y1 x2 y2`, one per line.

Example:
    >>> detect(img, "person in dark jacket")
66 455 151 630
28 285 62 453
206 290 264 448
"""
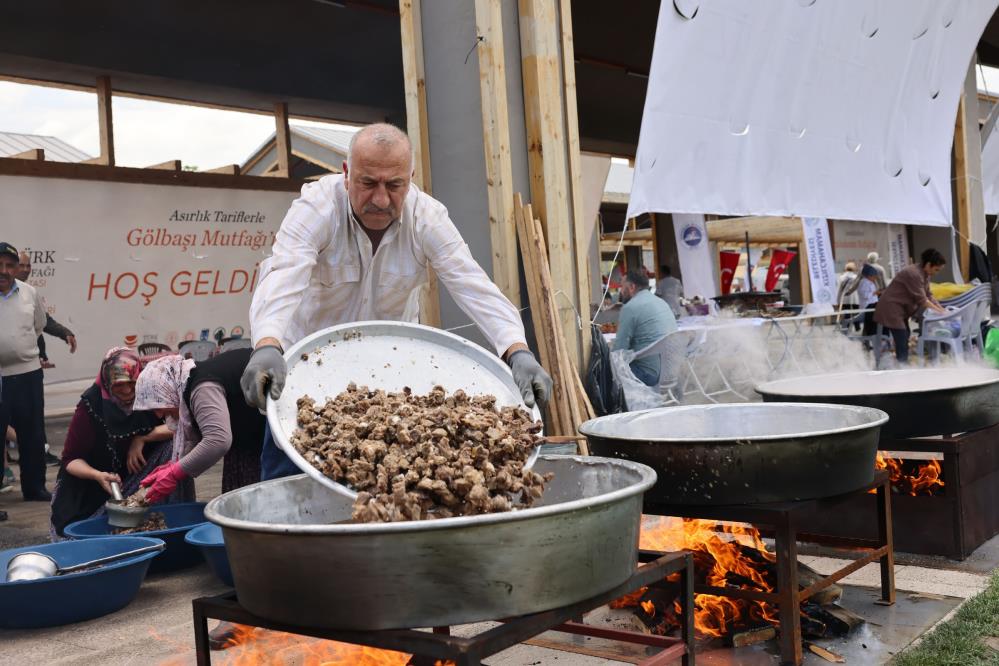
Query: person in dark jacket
874 248 948 363
133 348 265 502
16 251 77 366
50 347 175 538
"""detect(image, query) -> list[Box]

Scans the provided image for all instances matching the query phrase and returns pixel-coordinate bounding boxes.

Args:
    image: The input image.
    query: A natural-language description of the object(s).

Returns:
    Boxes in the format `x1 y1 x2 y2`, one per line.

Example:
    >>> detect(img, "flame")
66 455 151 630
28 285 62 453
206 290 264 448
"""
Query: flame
874 453 945 496
214 624 412 665
640 600 656 617
638 516 779 638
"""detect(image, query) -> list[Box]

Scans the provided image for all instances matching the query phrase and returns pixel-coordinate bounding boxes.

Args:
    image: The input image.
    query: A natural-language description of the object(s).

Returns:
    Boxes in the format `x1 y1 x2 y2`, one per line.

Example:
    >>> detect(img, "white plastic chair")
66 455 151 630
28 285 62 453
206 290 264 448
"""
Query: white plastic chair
177 340 217 362
220 337 252 353
632 330 695 405
917 302 978 363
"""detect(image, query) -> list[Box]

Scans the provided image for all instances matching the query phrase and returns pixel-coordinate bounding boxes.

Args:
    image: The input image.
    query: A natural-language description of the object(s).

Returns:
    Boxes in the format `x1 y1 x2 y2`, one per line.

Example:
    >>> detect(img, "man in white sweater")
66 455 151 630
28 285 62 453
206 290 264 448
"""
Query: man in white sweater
0 241 50 500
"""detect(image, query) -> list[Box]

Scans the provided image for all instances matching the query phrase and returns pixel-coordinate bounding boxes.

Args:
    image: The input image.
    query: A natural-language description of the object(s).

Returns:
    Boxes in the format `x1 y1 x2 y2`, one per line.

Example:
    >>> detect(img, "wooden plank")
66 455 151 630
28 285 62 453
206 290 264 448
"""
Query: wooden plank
273 102 292 178
399 0 441 328
8 148 44 160
558 0 591 369
0 157 303 192
515 195 562 433
519 0 582 370
205 164 240 175
798 240 811 305
145 160 181 171
474 0 521 308
96 76 115 167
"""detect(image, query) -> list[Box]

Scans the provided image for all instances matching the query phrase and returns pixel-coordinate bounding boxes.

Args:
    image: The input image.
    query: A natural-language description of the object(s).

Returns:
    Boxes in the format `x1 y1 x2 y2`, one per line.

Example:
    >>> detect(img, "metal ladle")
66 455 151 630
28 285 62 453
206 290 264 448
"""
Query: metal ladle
6 543 165 582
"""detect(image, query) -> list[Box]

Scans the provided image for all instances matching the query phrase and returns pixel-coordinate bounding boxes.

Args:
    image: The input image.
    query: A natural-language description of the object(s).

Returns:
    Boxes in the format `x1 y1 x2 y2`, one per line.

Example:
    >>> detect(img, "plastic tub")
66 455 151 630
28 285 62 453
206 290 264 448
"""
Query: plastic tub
0 536 163 628
184 522 232 586
64 502 207 574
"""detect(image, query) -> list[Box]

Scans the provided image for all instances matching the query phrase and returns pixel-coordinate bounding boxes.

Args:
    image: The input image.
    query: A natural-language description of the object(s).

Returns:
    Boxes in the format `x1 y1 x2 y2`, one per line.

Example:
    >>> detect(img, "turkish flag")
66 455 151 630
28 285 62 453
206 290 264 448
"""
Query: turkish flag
765 249 796 292
719 251 740 295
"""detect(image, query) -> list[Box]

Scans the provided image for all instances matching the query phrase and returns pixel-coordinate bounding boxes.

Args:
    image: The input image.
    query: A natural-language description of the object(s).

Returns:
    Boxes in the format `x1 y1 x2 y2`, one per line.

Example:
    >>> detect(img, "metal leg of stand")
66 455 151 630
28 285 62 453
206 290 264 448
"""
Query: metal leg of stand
876 478 896 605
680 552 695 666
193 600 211 666
775 514 802 666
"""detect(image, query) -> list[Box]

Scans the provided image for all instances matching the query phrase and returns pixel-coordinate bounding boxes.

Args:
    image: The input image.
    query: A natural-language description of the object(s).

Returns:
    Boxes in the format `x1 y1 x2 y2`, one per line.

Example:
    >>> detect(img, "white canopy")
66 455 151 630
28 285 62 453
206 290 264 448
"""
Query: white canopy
628 0 997 227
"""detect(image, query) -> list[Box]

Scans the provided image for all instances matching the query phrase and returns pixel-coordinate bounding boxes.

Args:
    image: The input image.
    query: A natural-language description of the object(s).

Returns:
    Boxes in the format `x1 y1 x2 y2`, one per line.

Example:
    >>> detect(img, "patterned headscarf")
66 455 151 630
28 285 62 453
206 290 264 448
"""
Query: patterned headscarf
98 347 142 414
133 354 197 462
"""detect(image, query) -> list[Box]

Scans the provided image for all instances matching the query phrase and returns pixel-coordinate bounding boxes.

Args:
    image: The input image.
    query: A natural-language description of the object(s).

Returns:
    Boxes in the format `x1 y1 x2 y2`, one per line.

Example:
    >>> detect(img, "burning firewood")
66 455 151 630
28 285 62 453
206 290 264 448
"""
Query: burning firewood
727 624 776 648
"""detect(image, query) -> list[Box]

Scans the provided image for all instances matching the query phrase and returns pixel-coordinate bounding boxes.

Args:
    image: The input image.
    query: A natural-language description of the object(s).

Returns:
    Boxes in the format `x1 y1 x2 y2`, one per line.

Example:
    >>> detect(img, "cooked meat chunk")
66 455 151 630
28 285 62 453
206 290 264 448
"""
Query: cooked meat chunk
290 385 551 522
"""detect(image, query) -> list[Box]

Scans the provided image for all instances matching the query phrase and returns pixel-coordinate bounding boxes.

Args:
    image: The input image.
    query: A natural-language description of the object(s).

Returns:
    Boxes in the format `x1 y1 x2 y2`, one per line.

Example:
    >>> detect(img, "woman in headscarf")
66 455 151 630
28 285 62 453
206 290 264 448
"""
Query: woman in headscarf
133 347 265 503
50 348 176 538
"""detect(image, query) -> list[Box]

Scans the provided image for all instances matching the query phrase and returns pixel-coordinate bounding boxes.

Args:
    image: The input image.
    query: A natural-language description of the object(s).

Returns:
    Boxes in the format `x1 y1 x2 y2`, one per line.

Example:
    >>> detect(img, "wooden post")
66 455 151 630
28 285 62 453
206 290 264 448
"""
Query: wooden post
798 241 811 305
954 59 987 282
400 0 442 327
273 102 292 178
205 164 240 175
474 0 521 308
558 0 591 365
96 76 114 167
9 149 44 160
519 0 583 369
145 160 182 171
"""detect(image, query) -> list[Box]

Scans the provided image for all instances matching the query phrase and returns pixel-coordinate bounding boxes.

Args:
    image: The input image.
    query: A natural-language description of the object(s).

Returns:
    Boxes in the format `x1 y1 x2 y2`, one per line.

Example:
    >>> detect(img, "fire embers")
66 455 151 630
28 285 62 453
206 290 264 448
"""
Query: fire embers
291 384 550 522
875 453 945 496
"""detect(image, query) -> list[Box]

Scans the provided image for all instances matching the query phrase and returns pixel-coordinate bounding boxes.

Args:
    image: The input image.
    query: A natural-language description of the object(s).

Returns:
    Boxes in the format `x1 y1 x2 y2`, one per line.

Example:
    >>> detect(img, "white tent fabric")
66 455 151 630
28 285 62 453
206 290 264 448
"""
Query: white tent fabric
628 0 998 228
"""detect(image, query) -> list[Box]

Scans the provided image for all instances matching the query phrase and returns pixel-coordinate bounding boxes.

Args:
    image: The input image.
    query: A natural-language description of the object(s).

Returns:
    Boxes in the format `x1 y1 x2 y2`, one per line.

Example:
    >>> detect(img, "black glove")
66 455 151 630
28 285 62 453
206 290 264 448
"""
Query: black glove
508 350 552 409
240 345 287 410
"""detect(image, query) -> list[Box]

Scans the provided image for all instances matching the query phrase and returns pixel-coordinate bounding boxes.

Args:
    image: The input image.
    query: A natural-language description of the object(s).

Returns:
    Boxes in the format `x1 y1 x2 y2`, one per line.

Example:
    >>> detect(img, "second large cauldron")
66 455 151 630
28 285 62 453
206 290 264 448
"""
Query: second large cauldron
580 403 888 505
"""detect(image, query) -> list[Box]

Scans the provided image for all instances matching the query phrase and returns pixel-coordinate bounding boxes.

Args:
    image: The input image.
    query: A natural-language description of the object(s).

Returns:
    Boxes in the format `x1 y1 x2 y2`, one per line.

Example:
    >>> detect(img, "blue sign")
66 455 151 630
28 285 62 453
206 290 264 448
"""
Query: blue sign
681 224 703 248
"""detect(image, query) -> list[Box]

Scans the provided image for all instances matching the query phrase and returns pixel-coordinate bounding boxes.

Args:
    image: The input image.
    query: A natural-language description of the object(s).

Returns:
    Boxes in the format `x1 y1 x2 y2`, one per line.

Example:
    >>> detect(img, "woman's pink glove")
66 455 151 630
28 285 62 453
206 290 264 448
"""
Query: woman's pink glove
140 462 188 503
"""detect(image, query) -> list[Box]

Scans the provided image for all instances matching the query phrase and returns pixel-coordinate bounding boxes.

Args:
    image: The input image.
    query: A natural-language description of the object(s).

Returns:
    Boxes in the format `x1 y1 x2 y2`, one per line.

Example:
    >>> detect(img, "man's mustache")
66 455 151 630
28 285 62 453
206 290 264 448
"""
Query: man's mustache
362 203 396 216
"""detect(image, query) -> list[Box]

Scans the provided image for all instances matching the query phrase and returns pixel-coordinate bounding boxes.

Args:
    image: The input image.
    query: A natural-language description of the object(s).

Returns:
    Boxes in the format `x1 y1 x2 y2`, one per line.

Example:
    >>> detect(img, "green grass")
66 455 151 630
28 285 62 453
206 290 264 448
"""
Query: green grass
892 569 999 666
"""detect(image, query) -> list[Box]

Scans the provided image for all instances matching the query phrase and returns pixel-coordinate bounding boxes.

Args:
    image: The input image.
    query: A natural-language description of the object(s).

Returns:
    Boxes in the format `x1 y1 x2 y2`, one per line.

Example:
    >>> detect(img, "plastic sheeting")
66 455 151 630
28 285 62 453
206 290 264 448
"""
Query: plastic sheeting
628 0 998 227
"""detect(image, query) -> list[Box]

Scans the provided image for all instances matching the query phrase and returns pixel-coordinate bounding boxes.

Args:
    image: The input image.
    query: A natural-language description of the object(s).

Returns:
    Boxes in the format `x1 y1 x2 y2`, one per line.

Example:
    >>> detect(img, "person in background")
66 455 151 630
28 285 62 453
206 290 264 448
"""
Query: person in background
854 264 881 336
50 348 173 538
0 241 50 501
654 264 684 317
874 248 947 363
16 251 77 368
837 262 860 330
612 270 678 386
16 251 77 467
133 348 265 502
865 252 888 290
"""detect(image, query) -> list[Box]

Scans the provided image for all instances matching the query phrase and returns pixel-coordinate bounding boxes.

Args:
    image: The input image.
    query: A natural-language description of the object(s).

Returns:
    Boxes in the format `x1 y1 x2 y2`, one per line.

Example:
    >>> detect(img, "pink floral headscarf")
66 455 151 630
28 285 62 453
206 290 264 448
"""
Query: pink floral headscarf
133 354 197 462
98 347 142 413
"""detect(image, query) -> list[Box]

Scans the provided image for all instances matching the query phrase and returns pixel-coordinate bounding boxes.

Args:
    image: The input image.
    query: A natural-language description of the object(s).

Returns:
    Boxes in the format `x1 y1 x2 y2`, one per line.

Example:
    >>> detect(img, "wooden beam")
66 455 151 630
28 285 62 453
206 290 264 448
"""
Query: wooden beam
558 0 592 365
205 164 240 175
400 0 441 327
954 60 986 283
519 0 582 369
798 241 811 305
474 0 521 308
145 160 181 171
273 102 292 178
8 149 44 160
95 76 115 167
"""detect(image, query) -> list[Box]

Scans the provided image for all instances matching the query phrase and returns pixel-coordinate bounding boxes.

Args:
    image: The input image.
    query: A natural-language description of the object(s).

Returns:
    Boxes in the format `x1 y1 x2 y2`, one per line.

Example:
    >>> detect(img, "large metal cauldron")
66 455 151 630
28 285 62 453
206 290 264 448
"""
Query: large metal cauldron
206 455 655 630
756 368 999 439
580 403 887 505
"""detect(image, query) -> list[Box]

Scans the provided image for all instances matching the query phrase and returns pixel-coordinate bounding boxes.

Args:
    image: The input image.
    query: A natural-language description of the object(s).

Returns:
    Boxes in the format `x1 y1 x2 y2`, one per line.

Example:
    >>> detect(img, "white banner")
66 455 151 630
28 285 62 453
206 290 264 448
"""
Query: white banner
628 0 996 227
672 213 718 298
802 217 836 304
2 176 298 383
831 220 910 279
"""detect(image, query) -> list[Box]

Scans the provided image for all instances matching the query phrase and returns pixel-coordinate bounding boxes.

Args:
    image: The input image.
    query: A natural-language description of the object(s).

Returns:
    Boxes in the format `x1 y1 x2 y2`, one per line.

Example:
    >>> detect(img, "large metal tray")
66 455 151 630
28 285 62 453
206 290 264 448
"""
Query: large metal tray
266 321 539 499
206 455 656 630
580 403 887 505
756 368 999 439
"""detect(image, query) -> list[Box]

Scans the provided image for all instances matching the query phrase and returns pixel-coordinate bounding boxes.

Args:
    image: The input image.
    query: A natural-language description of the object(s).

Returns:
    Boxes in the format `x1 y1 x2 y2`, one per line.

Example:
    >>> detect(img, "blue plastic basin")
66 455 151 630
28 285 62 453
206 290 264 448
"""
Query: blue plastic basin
0 536 163 628
184 522 232 586
64 502 207 574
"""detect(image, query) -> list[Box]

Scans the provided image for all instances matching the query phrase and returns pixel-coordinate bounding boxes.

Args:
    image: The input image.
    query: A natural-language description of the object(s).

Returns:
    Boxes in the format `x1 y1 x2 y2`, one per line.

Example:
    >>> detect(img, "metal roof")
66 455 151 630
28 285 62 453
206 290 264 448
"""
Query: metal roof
0 131 91 162
241 123 357 175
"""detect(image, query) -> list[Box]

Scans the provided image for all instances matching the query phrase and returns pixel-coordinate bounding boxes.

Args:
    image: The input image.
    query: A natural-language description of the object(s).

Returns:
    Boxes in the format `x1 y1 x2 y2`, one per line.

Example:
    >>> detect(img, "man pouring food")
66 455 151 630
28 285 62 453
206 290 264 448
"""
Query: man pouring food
242 123 553 479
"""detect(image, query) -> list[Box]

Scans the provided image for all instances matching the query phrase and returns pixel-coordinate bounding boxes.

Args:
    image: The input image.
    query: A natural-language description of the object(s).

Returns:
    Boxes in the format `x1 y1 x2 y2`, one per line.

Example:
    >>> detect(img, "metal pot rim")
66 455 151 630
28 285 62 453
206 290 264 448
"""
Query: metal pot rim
755 368 999 398
205 455 656 535
578 403 888 443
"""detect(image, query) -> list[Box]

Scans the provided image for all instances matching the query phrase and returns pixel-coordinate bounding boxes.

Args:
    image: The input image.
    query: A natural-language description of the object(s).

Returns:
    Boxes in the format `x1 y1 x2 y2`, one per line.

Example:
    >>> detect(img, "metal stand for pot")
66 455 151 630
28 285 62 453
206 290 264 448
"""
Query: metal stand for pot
192 551 696 666
643 471 895 666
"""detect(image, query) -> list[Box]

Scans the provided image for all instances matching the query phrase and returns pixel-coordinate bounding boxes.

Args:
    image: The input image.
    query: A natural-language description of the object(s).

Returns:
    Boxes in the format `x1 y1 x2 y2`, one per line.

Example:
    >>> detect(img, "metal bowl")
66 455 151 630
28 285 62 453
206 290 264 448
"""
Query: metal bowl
580 403 888 505
206 455 656 630
756 368 999 439
266 321 541 501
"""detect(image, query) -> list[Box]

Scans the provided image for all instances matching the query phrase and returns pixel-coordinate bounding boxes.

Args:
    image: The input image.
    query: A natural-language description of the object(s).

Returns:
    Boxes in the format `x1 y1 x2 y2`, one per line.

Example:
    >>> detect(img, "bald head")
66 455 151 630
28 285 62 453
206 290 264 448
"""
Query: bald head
16 251 31 282
343 123 415 231
346 123 413 172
